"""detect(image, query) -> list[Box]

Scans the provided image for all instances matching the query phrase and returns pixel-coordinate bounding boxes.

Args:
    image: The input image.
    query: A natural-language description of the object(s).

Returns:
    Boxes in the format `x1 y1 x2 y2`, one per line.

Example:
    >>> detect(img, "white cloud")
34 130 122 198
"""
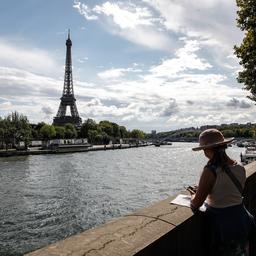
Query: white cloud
143 0 242 50
98 68 128 79
149 40 211 78
226 98 252 109
0 101 13 110
97 66 142 80
42 106 55 115
0 39 60 76
118 26 172 51
160 99 178 117
1 1 253 131
73 1 173 51
73 0 98 20
93 1 155 29
77 57 88 63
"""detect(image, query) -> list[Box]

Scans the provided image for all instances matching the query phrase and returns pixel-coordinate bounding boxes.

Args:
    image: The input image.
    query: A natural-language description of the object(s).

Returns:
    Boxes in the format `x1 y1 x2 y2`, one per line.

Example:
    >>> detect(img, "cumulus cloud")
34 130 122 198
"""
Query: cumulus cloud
186 100 194 105
161 98 178 117
0 101 13 111
1 3 254 131
98 68 128 79
93 1 155 29
97 67 141 80
143 0 242 50
73 0 98 20
0 39 60 76
73 1 173 50
226 98 252 109
0 67 61 98
148 40 212 78
42 106 55 115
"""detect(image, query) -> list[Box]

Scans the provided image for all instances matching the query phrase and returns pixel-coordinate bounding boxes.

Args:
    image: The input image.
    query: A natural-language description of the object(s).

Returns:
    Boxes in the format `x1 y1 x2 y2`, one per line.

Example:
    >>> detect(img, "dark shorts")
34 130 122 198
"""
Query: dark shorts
205 203 254 243
205 204 255 255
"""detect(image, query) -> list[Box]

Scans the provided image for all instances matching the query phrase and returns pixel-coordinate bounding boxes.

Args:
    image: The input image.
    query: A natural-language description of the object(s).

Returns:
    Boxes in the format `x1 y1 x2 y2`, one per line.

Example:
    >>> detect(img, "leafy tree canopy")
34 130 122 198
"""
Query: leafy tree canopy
130 129 145 139
40 124 56 140
234 0 256 101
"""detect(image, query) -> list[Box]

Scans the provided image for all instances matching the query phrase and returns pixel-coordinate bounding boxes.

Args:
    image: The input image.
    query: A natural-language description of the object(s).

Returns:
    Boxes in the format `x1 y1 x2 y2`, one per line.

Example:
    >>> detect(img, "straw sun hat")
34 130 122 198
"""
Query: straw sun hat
192 128 234 151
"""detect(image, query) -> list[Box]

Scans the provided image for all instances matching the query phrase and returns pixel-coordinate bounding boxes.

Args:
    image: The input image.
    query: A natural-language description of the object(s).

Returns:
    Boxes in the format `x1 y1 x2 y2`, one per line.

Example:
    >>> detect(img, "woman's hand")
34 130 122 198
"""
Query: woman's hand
185 185 197 195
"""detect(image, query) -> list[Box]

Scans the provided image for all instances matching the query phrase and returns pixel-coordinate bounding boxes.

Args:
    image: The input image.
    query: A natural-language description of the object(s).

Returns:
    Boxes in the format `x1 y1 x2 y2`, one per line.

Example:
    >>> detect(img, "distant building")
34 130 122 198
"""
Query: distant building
200 125 218 131
151 130 157 137
230 123 239 126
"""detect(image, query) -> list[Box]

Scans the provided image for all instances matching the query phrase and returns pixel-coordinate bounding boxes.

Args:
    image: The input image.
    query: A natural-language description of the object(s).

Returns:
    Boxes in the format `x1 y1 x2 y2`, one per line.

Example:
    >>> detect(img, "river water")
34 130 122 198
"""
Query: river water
0 143 244 255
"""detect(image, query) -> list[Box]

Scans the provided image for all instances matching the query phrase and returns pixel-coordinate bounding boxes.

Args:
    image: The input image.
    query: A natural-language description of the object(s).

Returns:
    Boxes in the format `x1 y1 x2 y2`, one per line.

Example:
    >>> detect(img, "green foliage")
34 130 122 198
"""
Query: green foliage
221 129 235 138
0 118 13 150
0 111 32 150
88 129 99 144
130 129 145 139
80 119 98 138
99 120 114 137
40 124 56 140
55 126 65 139
234 0 256 101
0 112 146 147
111 122 120 138
79 119 145 144
119 126 128 138
102 132 111 144
64 123 77 138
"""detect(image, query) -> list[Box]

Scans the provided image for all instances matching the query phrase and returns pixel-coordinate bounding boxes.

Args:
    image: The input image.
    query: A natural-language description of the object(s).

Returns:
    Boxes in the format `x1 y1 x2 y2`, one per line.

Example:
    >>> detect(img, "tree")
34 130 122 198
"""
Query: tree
5 112 32 149
64 123 77 138
130 129 145 139
19 117 32 149
119 126 128 138
222 129 235 138
55 126 65 139
88 130 99 143
0 118 13 150
99 121 113 137
40 124 56 140
80 119 98 138
102 132 111 144
112 122 120 138
234 0 256 101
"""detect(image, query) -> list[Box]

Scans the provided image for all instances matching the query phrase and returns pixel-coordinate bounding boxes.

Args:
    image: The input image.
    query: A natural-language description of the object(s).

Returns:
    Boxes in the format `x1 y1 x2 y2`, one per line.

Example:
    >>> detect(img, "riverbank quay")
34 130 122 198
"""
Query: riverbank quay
25 161 256 256
0 143 150 157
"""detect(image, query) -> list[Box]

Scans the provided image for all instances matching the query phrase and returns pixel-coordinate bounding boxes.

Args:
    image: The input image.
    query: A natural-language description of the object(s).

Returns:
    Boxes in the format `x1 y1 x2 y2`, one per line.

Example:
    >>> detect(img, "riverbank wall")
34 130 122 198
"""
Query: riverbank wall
0 143 150 157
26 162 256 256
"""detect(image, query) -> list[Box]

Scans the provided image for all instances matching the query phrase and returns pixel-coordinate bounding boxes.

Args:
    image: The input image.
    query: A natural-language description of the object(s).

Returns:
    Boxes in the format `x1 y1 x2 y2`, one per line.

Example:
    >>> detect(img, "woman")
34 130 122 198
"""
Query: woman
191 128 254 256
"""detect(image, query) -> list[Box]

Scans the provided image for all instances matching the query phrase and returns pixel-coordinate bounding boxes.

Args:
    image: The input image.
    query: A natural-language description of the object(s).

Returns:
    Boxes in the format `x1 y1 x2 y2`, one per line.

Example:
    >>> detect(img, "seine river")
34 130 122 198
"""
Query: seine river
0 143 244 255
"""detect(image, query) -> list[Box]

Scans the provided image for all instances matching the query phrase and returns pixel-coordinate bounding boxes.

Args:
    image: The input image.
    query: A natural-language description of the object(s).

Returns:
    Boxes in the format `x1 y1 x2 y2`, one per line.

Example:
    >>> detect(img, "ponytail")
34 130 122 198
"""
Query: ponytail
208 145 229 168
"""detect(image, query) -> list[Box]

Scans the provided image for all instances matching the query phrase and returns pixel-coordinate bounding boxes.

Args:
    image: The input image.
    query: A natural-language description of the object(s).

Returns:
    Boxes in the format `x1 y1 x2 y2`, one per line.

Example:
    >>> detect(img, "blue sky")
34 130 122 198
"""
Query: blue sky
0 0 254 132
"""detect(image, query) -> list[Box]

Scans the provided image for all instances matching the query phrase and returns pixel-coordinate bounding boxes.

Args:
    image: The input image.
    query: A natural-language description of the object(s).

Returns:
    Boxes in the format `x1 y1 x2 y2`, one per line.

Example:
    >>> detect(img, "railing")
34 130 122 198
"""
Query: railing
26 162 256 256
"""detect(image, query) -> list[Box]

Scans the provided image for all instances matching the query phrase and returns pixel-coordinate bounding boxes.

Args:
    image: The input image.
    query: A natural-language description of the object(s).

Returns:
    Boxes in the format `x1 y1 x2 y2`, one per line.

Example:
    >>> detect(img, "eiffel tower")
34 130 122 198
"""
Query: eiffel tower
53 30 82 127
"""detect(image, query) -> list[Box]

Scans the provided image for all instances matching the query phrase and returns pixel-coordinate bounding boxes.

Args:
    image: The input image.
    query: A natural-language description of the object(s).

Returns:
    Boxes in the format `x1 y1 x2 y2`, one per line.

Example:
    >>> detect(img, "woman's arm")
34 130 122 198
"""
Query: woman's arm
190 167 216 211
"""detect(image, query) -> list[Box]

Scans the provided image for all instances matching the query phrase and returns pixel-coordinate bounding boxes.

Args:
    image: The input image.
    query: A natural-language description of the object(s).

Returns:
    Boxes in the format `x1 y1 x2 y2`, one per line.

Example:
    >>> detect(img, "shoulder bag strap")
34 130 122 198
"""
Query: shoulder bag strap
222 165 243 195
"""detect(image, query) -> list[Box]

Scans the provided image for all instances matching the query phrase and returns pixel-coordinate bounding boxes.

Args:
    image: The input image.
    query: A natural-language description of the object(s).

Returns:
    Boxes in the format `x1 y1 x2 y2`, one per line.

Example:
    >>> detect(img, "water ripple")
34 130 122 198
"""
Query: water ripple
0 143 243 255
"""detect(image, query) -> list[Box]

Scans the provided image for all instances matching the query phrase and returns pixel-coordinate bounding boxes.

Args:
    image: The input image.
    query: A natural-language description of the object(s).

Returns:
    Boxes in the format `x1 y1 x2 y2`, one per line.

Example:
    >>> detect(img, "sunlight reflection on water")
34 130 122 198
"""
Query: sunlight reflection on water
0 143 244 255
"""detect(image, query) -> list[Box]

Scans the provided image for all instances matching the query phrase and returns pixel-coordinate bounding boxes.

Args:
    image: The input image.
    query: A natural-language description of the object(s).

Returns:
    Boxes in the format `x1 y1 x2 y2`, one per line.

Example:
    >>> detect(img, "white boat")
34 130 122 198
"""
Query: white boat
240 146 256 165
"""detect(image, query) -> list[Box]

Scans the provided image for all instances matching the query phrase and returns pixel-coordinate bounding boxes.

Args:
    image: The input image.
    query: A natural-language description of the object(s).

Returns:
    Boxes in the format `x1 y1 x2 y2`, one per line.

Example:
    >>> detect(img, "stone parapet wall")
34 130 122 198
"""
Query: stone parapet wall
26 162 256 256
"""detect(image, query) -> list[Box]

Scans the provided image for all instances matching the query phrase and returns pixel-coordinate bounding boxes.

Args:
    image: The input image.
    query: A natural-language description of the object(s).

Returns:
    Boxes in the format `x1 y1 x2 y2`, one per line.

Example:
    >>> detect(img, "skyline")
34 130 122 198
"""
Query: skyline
0 0 254 132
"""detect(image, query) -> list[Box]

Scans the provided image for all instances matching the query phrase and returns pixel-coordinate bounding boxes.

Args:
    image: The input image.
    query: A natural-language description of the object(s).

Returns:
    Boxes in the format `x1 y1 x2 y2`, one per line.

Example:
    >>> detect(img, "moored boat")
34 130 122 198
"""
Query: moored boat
240 146 256 165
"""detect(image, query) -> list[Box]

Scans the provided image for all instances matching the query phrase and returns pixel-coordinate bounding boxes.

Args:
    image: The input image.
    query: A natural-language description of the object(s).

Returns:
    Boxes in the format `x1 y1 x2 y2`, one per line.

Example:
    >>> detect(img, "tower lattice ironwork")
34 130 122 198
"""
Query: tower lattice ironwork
53 31 82 127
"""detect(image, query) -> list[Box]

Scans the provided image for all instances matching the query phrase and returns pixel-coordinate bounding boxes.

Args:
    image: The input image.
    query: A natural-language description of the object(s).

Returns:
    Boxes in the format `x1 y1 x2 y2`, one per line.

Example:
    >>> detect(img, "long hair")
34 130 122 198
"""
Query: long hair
208 144 229 168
